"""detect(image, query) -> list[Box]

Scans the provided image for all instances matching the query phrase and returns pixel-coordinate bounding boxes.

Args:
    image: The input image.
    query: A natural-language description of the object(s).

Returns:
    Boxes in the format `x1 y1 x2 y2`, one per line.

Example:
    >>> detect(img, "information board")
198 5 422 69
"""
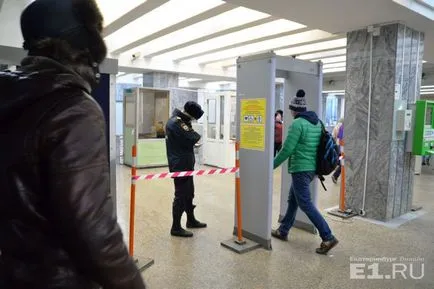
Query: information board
240 98 266 151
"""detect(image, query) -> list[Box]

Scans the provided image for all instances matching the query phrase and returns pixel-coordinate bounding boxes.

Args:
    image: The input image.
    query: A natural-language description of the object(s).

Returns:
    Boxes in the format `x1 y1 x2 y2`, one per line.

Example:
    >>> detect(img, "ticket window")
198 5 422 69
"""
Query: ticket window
136 90 169 139
123 87 170 168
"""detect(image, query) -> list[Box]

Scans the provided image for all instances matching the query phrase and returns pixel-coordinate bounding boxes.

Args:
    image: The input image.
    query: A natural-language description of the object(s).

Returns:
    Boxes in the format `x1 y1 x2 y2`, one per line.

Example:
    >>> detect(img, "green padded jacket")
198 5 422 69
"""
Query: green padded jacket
273 111 322 173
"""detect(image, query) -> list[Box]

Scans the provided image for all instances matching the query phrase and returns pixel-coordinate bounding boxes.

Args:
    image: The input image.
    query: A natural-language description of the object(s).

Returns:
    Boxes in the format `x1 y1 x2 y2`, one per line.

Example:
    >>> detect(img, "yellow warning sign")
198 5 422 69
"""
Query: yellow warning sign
240 98 266 151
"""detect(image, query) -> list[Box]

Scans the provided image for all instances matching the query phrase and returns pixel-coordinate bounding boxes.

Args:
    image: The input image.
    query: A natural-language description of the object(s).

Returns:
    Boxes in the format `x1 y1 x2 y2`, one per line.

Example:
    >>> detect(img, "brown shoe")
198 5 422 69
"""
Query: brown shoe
271 229 288 241
316 237 339 255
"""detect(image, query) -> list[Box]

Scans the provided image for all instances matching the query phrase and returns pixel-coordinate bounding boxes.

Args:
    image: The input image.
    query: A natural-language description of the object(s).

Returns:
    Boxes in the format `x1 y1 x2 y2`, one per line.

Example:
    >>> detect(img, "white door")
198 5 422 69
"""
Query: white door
203 92 236 168
203 93 224 167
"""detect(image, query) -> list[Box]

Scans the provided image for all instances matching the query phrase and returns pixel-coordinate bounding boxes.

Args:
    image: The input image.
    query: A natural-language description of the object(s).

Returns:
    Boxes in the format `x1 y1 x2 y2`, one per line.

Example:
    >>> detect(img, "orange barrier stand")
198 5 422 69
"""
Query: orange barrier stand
235 142 245 244
328 139 357 219
220 142 261 253
128 145 154 271
129 145 137 256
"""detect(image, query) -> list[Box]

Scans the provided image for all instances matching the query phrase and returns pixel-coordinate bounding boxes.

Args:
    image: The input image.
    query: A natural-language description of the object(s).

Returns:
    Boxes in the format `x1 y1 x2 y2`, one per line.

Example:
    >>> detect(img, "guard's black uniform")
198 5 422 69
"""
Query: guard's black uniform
166 109 200 205
165 108 204 236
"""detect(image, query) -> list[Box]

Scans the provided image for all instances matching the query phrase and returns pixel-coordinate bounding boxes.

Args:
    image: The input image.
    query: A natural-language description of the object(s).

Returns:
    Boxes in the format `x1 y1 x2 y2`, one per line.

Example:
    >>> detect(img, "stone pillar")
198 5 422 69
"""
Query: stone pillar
345 23 424 221
275 83 284 111
143 71 179 88
322 93 328 122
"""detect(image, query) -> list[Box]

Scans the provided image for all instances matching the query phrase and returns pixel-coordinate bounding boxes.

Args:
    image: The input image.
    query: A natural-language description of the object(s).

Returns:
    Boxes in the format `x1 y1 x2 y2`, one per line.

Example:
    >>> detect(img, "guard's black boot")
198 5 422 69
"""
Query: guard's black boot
186 205 207 229
170 201 193 237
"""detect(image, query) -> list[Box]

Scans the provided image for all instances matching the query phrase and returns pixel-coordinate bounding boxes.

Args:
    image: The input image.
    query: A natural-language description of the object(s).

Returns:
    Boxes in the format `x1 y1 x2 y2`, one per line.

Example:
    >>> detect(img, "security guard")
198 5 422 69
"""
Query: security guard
166 101 206 237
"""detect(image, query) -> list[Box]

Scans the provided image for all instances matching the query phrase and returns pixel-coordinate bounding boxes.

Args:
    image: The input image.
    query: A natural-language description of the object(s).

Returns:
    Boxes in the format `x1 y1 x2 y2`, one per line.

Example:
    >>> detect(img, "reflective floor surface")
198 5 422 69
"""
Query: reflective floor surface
116 164 434 289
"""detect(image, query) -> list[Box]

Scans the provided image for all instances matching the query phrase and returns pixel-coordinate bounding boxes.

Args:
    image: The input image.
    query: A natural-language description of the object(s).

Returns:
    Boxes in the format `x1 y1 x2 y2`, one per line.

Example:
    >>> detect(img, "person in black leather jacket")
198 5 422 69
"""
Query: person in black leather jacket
0 1 146 288
166 102 207 237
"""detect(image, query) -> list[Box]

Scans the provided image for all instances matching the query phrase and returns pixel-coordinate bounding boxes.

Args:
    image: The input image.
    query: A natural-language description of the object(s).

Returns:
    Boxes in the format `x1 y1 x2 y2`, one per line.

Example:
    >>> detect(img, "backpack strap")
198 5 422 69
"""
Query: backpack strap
319 120 327 133
318 175 327 191
317 120 327 191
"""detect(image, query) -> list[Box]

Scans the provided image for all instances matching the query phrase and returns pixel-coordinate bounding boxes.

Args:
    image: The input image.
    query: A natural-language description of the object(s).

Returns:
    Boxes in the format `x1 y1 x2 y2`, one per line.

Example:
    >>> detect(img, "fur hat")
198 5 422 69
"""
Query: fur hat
289 89 307 112
20 0 107 64
184 101 204 120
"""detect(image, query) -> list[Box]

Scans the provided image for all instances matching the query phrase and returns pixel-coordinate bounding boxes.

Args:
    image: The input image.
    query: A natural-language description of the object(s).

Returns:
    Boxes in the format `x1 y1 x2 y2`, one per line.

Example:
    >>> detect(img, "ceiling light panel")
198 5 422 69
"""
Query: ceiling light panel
207 58 238 68
96 0 147 26
226 66 237 73
323 90 345 94
210 55 347 70
415 0 434 9
125 7 269 57
186 78 202 82
179 30 332 65
298 49 346 60
104 0 224 52
312 56 347 64
155 19 308 61
323 62 346 69
323 67 346 73
275 38 347 56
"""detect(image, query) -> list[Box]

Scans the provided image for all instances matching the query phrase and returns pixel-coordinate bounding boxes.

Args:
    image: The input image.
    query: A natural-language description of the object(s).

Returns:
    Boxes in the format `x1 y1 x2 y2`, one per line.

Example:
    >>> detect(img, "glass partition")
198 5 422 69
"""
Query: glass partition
230 95 236 140
323 93 345 130
135 89 170 139
426 107 433 126
220 95 225 140
207 98 217 139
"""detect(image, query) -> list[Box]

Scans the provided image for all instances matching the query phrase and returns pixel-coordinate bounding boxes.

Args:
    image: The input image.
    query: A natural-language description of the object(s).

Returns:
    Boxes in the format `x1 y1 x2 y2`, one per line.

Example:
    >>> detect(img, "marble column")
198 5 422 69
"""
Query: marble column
169 88 198 112
275 83 284 111
143 71 179 88
142 71 198 112
345 23 424 221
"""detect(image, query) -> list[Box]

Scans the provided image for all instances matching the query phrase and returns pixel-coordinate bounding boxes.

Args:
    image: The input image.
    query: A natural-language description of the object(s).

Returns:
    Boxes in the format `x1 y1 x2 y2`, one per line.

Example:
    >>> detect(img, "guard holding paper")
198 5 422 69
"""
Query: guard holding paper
165 101 207 237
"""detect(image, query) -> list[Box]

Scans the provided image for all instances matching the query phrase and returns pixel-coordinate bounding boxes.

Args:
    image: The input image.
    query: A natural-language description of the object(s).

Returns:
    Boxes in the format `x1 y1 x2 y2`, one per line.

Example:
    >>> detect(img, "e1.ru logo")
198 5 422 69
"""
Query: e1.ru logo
350 257 424 280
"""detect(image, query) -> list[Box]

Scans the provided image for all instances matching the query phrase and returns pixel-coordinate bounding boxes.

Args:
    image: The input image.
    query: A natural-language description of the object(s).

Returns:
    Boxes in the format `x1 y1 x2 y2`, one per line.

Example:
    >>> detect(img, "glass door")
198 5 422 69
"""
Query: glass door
206 98 217 140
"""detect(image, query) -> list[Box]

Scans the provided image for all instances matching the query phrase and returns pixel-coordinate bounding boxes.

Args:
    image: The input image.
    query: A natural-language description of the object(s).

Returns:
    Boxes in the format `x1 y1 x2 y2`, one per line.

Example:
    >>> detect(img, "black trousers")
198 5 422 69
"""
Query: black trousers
173 176 195 212
274 142 282 157
333 164 342 179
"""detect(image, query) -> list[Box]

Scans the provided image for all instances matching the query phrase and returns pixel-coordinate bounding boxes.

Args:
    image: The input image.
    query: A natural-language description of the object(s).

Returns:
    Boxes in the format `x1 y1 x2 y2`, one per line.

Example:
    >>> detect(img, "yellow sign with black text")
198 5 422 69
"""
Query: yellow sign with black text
240 98 266 151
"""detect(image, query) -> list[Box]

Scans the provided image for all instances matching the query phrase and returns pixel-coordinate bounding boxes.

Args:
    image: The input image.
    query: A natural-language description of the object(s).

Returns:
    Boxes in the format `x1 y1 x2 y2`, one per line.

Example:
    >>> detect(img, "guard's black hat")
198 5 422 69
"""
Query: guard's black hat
184 101 204 120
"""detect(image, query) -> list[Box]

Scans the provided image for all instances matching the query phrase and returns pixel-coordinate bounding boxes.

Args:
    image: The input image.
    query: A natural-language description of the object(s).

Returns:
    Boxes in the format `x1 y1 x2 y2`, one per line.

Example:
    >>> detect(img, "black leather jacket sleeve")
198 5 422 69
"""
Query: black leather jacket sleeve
171 119 201 149
41 97 146 289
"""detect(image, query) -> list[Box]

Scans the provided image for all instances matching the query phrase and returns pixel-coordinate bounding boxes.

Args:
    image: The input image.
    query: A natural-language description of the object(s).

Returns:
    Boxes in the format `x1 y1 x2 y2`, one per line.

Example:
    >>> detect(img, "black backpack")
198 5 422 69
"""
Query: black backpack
316 121 340 190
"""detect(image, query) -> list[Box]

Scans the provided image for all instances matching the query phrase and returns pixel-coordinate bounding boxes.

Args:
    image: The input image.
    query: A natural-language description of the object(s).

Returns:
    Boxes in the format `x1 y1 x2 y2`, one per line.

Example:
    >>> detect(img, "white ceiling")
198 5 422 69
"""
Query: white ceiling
0 0 432 82
224 0 434 61
96 0 434 81
94 0 351 79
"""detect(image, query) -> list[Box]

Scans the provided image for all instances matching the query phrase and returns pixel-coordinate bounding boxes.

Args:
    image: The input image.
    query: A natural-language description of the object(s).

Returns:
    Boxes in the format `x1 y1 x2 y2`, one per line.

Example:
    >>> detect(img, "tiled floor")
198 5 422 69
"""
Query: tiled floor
115 164 434 289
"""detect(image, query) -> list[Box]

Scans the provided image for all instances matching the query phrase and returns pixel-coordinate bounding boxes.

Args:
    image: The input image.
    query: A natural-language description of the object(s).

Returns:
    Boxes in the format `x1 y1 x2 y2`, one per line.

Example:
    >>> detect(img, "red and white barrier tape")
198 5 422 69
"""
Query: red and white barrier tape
134 167 239 181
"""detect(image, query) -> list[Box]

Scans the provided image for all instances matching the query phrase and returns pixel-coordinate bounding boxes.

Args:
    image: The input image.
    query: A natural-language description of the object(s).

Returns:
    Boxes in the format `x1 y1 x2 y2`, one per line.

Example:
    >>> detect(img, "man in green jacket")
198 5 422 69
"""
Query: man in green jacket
272 89 338 255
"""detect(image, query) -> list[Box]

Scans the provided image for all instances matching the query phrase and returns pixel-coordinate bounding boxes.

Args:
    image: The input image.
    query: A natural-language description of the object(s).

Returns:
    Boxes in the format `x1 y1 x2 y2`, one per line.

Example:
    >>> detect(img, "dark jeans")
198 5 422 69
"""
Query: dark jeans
279 172 333 241
333 164 341 179
274 142 282 157
173 176 195 211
